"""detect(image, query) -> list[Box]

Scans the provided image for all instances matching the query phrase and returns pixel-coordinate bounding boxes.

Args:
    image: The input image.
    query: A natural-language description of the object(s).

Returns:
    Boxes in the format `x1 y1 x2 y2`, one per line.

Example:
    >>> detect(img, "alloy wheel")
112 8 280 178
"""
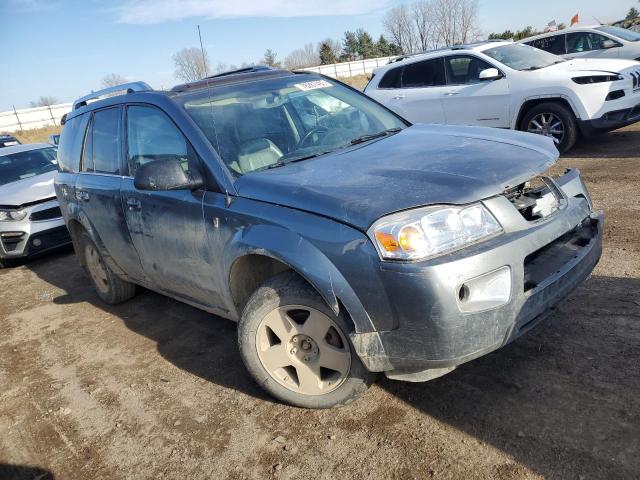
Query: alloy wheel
256 305 351 395
527 113 565 144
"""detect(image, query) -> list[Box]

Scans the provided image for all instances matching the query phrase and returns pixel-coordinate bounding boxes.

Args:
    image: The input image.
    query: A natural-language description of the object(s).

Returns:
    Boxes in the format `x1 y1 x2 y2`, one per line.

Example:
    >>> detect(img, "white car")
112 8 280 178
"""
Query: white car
521 26 640 61
365 41 640 152
0 143 70 267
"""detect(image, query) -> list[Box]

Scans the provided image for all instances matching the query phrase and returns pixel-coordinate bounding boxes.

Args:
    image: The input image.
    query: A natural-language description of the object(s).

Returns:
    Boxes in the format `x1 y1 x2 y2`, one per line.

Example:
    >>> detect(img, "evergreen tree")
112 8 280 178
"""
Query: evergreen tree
319 41 338 65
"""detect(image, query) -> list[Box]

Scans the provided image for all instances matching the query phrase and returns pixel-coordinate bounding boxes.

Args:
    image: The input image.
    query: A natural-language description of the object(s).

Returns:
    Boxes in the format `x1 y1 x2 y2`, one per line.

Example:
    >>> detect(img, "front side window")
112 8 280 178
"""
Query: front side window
528 35 567 55
401 59 446 88
484 43 564 71
180 75 406 176
567 32 614 53
444 55 496 84
0 147 57 187
83 107 122 174
126 105 198 177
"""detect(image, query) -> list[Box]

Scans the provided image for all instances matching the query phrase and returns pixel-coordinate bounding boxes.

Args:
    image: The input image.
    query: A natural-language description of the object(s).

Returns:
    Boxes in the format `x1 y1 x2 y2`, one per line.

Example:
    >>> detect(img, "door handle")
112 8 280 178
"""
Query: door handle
76 190 90 201
126 198 142 210
392 94 405 100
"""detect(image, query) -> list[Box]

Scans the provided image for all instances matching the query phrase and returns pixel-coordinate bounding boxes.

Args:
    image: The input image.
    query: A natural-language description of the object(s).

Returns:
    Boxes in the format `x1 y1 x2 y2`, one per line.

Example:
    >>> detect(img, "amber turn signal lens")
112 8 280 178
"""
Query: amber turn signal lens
374 231 399 252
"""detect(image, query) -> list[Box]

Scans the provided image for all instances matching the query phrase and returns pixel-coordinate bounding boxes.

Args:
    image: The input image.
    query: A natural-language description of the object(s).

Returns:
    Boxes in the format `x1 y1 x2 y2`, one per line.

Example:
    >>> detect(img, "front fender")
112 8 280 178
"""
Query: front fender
223 224 376 334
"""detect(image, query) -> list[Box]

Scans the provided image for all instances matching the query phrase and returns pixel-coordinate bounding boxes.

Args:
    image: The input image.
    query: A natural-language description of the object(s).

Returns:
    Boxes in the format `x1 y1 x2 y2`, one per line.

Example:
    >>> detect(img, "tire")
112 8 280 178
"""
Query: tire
77 231 136 305
520 102 578 154
238 271 373 408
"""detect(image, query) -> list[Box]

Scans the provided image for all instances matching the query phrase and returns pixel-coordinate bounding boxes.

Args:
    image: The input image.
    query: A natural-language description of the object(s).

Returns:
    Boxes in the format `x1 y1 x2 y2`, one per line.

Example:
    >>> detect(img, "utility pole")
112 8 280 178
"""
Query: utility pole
197 25 208 77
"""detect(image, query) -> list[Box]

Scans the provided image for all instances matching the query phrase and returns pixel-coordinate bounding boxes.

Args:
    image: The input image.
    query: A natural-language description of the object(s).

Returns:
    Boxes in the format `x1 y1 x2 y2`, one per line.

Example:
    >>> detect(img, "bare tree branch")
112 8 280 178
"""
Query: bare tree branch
101 73 128 88
173 47 210 82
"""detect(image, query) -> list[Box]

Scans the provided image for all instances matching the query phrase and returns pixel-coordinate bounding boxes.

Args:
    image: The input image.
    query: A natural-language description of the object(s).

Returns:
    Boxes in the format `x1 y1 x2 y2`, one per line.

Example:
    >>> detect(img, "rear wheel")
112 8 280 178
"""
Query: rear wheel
521 102 578 153
78 232 136 304
238 271 373 408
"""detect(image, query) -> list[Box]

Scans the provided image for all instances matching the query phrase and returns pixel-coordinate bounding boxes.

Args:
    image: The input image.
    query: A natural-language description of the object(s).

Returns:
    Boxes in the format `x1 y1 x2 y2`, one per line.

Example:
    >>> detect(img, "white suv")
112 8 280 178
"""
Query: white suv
521 26 640 61
365 41 640 152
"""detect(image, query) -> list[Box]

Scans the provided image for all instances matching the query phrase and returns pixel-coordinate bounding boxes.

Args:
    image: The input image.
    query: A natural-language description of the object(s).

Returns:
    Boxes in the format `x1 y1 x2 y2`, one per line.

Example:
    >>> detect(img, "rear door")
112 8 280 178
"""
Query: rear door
120 104 226 307
55 112 90 218
377 59 447 124
441 54 510 128
74 106 145 280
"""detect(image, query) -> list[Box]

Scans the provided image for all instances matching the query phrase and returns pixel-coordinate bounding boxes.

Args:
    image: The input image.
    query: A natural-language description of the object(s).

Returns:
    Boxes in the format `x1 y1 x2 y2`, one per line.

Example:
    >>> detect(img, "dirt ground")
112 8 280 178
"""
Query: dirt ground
1 125 639 480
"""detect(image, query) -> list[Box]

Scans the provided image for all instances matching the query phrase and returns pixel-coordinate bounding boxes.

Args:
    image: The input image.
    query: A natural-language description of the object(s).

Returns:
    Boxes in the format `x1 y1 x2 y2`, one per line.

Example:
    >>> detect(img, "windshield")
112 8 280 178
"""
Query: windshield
596 25 640 42
0 147 57 187
179 75 407 175
484 43 564 71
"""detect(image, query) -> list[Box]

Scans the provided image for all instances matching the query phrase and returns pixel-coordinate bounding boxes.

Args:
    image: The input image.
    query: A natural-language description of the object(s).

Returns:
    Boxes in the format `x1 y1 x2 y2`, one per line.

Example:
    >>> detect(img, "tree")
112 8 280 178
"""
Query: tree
383 4 418 54
319 41 338 64
263 49 280 68
341 31 360 61
173 47 210 82
101 73 127 88
627 7 639 20
284 43 319 69
355 29 378 59
29 96 57 108
488 26 541 41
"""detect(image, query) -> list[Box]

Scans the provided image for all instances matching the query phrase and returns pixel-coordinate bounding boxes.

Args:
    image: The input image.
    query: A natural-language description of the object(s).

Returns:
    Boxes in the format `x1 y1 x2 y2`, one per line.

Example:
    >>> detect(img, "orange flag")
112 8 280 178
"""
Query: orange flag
570 13 579 26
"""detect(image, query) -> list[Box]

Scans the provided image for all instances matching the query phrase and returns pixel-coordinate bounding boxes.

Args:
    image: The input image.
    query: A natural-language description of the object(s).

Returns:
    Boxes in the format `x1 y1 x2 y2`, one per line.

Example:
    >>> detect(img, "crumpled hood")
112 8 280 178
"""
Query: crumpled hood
0 170 57 208
235 124 558 231
546 58 640 74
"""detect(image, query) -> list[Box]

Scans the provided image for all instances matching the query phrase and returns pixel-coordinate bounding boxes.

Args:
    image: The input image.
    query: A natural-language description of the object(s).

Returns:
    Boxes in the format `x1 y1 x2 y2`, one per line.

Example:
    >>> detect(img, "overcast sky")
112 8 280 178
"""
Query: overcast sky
1 0 636 110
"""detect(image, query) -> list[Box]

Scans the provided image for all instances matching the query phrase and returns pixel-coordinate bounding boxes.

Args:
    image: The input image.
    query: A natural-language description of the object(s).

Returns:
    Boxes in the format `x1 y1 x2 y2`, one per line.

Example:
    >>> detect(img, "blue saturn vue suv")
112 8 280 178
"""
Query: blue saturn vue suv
55 67 603 408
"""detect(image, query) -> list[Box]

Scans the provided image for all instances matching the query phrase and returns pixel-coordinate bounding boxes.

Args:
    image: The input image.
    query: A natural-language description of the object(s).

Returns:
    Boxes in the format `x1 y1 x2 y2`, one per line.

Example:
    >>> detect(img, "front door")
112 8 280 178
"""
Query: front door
121 104 226 308
441 55 510 128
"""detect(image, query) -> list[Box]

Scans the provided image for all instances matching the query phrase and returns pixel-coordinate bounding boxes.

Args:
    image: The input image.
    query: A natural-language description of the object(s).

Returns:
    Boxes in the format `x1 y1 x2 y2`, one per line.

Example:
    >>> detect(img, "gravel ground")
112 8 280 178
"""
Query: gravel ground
1 125 639 480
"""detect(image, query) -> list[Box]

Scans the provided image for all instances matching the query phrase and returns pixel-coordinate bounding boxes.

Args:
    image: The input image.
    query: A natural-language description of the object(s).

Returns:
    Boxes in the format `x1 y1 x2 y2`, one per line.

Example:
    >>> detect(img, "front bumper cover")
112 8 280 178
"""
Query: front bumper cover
349 170 603 377
579 102 640 136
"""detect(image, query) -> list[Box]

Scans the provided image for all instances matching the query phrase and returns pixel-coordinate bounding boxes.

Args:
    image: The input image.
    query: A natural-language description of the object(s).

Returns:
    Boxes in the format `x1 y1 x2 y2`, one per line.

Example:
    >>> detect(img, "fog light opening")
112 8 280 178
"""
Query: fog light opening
32 238 42 247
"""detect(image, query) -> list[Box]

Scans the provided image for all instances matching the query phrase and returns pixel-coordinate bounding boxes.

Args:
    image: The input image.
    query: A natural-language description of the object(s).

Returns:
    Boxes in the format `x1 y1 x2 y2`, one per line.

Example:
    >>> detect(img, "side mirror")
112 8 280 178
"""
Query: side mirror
134 158 204 191
602 39 618 49
479 68 502 81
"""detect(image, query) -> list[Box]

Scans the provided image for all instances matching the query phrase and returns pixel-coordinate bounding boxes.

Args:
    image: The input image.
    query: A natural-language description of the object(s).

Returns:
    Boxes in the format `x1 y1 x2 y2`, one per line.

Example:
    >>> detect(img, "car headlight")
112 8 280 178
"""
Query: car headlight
369 203 503 261
0 209 28 222
571 75 623 84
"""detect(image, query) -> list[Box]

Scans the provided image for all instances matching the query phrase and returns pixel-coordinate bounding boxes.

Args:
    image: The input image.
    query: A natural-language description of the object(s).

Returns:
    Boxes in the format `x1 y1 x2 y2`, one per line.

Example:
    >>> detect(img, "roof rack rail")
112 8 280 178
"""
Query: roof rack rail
73 81 152 110
205 65 273 80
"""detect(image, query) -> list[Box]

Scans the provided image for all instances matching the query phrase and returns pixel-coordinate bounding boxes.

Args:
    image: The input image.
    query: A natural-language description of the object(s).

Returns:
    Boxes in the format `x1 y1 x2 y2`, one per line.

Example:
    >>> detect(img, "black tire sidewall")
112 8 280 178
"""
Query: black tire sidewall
77 232 135 305
238 271 372 409
521 102 578 153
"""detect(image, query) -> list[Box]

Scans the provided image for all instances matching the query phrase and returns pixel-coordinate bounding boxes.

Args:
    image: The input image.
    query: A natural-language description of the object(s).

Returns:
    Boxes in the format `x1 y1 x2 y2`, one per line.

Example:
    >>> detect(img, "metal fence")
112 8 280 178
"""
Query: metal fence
0 103 72 133
301 56 397 78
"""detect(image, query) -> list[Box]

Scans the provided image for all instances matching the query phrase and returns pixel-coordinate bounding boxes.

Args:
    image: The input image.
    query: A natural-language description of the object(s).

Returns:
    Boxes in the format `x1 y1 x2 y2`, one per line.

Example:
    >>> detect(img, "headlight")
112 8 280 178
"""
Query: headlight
369 203 503 261
572 75 623 84
0 209 28 222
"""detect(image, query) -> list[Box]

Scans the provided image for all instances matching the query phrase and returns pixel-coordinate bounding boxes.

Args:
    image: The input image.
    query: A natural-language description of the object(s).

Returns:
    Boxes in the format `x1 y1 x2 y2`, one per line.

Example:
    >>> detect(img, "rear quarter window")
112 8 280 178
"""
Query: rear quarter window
57 113 89 173
378 67 402 89
528 35 566 55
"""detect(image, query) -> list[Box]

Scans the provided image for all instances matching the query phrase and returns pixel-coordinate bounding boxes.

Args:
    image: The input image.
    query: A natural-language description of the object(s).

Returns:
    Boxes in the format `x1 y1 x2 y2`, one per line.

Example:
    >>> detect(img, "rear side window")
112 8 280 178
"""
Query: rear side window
126 105 198 177
82 107 122 175
527 35 566 55
378 67 402 88
401 59 445 88
57 113 89 173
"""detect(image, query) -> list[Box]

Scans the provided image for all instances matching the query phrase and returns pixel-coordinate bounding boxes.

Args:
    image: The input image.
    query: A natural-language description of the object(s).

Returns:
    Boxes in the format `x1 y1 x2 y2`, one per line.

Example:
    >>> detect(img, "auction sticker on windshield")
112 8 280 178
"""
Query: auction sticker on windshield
294 80 333 91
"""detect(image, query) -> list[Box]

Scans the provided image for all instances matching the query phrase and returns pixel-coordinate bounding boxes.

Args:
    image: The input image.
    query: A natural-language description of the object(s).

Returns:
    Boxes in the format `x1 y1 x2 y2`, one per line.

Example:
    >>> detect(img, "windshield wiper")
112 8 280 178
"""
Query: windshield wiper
349 127 402 145
521 65 543 71
261 150 333 171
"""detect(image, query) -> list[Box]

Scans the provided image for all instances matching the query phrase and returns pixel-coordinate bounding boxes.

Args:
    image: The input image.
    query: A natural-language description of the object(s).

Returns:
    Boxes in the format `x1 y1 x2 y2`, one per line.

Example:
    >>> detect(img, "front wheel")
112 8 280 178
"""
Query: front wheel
238 271 373 408
520 102 578 154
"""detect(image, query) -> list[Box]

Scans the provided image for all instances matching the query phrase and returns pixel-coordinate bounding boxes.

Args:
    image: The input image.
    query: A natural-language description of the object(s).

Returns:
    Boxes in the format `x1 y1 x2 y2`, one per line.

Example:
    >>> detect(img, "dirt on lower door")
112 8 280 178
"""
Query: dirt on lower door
1 124 639 480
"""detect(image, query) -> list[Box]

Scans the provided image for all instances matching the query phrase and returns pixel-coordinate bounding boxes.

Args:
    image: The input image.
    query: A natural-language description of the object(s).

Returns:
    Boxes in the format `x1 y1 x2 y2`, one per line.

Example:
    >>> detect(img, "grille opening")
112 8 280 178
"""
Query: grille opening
29 206 62 221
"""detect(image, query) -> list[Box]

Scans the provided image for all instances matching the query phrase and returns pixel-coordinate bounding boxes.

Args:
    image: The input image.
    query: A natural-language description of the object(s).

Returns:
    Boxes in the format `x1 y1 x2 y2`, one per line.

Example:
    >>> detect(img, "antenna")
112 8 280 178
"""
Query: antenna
197 25 208 77
592 15 603 25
